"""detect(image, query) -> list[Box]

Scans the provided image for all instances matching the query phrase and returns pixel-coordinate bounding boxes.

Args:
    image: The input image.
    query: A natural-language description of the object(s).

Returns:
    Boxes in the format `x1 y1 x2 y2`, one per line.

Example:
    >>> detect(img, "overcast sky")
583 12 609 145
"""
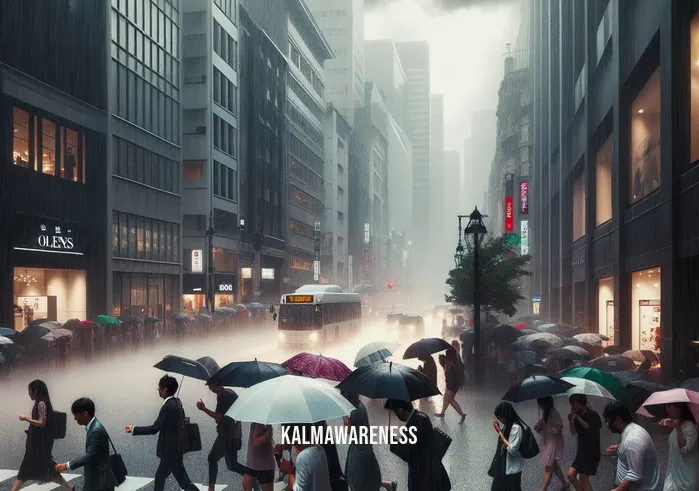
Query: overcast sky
364 0 522 154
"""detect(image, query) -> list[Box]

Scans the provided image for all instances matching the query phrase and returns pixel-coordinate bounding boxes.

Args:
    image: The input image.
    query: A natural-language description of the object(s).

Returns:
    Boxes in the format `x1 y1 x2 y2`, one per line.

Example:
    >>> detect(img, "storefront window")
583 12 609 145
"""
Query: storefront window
42 119 57 175
595 136 613 226
598 276 614 344
12 108 31 168
213 248 238 272
690 12 699 164
573 173 585 240
629 68 661 204
631 268 661 352
183 294 206 315
13 267 86 329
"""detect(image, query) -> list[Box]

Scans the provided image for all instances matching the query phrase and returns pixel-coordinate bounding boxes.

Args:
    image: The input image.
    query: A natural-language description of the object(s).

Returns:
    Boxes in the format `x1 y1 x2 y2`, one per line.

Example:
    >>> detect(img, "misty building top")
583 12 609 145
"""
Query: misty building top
288 0 335 60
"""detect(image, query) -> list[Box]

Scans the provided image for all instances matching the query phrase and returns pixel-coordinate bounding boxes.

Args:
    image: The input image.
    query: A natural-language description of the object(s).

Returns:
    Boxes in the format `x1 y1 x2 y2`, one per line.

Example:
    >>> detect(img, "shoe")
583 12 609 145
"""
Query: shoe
390 482 397 491
434 413 444 417
459 414 466 424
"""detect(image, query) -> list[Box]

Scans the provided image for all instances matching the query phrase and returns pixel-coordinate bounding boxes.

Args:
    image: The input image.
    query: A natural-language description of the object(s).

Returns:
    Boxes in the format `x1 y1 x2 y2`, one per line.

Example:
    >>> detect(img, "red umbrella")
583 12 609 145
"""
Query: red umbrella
282 352 352 382
513 322 529 330
64 319 98 330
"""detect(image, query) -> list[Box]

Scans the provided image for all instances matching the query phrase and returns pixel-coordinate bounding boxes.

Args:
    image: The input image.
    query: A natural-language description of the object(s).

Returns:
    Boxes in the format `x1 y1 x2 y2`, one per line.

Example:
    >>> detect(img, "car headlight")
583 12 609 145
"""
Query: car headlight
278 332 285 341
309 332 318 342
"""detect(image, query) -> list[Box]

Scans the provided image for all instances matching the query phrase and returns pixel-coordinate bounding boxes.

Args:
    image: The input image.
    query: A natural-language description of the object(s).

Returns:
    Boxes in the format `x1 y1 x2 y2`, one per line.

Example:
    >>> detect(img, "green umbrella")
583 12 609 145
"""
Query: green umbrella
559 366 626 400
95 315 121 325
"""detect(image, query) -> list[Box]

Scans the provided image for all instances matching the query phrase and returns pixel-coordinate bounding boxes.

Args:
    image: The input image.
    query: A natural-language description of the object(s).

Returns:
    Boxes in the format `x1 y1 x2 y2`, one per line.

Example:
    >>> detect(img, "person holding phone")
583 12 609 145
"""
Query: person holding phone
659 402 698 491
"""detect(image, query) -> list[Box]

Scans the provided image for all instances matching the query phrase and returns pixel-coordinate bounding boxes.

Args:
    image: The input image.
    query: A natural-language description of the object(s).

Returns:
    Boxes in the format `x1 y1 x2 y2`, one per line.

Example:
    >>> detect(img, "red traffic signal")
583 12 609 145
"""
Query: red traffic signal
387 281 394 289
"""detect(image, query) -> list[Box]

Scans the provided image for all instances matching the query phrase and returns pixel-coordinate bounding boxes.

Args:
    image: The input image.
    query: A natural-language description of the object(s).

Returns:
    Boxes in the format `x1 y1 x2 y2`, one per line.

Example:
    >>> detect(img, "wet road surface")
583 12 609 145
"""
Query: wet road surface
0 322 670 490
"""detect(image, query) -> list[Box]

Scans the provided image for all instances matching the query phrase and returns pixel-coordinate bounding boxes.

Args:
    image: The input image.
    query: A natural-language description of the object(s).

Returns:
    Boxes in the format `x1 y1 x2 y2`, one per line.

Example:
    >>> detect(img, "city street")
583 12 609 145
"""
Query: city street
0 323 669 491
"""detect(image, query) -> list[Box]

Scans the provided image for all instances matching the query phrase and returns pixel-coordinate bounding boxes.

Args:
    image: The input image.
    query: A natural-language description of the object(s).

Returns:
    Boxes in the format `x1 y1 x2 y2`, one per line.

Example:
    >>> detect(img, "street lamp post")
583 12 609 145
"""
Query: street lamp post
455 207 488 387
206 213 216 314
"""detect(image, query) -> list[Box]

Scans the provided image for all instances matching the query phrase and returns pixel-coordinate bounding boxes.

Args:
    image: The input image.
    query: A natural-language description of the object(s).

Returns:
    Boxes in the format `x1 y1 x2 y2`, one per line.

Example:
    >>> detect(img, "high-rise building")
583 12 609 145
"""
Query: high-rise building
364 39 407 127
305 0 365 126
387 116 413 240
430 94 445 276
395 41 431 295
443 150 461 269
180 0 241 313
462 137 472 213
470 111 496 210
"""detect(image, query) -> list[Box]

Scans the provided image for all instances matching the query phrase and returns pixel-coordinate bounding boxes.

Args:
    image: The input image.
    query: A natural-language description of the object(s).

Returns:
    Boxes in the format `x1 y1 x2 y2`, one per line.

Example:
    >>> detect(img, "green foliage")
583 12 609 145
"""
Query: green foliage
445 234 532 317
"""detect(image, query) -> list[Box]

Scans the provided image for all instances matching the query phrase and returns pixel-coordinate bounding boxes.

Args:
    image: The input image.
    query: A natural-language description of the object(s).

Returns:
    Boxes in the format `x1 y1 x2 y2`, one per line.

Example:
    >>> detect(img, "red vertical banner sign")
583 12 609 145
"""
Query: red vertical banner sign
505 173 515 232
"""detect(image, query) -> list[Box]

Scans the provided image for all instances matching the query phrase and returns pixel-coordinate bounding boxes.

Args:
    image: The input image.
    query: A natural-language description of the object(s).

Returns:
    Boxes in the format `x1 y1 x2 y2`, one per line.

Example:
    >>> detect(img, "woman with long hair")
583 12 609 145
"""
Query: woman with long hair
489 401 524 491
11 380 73 491
434 349 466 422
534 397 569 491
661 402 699 490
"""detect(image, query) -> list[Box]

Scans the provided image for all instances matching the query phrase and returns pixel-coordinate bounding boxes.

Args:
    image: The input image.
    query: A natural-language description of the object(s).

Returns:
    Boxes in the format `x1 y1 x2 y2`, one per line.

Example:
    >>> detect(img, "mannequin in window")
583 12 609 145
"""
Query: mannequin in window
64 147 77 181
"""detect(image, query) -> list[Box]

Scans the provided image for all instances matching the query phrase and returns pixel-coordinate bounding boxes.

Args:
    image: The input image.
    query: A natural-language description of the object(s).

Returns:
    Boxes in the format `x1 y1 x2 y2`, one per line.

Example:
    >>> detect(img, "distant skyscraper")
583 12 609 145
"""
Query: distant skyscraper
443 149 461 269
430 94 445 268
364 39 407 127
462 136 472 212
470 111 497 209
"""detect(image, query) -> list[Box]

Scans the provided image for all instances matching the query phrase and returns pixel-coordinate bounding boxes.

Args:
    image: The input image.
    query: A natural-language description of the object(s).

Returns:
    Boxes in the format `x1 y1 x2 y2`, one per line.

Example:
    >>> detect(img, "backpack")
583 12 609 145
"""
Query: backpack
517 422 539 459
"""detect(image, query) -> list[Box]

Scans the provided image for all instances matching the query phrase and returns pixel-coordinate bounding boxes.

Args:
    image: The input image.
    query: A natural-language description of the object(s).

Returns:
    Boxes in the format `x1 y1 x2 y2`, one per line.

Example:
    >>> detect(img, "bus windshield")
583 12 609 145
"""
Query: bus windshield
279 304 321 330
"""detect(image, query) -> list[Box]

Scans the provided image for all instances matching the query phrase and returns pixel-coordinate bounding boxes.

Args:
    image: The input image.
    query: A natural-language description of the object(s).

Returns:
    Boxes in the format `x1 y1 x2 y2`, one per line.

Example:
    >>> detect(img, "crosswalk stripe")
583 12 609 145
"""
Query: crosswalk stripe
116 476 154 491
21 474 80 491
190 484 227 491
0 470 18 483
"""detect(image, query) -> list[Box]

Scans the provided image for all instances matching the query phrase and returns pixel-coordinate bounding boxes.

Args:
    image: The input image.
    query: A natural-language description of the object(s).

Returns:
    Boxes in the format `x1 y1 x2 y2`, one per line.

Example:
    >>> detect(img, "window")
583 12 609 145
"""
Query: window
290 184 323 215
630 268 661 352
596 1 613 64
629 68 661 204
213 208 239 236
289 249 314 270
213 21 237 71
213 67 237 115
183 160 204 180
213 161 237 201
12 108 30 168
213 248 238 272
595 136 613 226
214 0 236 24
112 212 119 257
113 136 178 192
111 213 179 262
213 115 237 158
289 219 314 240
573 173 585 240
690 12 699 165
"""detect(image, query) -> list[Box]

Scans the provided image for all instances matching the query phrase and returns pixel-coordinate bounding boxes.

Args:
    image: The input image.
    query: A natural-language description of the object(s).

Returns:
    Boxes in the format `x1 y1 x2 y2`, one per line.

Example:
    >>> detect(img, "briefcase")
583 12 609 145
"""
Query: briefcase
433 426 452 459
183 417 202 454
52 412 67 440
107 435 128 485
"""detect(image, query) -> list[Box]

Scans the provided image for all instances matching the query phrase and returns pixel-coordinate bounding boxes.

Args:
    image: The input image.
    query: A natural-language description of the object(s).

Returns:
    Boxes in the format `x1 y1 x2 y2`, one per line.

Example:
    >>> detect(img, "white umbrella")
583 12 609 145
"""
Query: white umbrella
354 341 401 367
573 333 606 346
0 336 13 345
225 375 355 424
561 377 615 400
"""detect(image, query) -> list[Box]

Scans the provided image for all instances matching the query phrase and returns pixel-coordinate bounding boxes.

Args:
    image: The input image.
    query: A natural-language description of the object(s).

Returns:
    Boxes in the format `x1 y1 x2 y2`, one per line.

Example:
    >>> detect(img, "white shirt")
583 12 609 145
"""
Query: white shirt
663 421 699 491
616 422 663 490
293 446 332 491
504 423 523 475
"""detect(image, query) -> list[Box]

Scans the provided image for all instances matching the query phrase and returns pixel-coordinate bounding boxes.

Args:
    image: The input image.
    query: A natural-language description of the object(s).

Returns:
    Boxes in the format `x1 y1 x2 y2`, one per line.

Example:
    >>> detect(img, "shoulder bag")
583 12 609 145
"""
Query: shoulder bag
52 411 67 440
517 422 540 459
179 407 202 454
107 433 128 485
433 426 452 459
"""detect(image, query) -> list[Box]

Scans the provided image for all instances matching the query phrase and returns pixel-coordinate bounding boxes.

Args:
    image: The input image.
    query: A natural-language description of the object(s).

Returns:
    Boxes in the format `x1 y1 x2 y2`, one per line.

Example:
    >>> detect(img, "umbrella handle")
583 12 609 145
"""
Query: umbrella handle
177 375 184 398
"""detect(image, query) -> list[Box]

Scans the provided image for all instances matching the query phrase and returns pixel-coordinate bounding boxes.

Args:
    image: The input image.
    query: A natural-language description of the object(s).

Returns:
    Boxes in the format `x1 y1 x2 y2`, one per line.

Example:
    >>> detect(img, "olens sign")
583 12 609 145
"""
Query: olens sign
504 197 514 232
14 214 82 256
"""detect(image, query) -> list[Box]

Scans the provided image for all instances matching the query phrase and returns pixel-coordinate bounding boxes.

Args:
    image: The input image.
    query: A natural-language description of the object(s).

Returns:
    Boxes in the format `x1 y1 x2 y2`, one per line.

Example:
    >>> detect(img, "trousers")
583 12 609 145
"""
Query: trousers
153 456 198 491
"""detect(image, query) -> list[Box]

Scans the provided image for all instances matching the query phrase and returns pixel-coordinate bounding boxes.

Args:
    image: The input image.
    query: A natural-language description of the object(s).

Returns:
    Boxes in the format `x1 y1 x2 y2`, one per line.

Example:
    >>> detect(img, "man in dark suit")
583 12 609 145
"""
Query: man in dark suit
55 398 118 491
125 375 198 491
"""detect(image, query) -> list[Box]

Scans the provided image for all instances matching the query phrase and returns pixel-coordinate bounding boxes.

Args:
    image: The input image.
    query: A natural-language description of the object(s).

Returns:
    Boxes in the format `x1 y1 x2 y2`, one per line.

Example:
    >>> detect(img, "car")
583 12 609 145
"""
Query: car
399 315 425 337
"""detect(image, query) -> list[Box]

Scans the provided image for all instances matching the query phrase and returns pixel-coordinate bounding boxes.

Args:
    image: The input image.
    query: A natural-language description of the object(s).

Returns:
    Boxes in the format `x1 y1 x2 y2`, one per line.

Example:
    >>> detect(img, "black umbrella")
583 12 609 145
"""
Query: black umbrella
625 380 670 413
402 338 452 359
0 327 18 337
489 324 522 344
154 355 212 381
336 361 441 402
508 350 539 365
603 345 626 355
589 355 637 372
611 370 644 385
207 359 287 388
548 347 588 361
530 364 548 375
15 324 52 342
196 356 220 376
502 375 575 403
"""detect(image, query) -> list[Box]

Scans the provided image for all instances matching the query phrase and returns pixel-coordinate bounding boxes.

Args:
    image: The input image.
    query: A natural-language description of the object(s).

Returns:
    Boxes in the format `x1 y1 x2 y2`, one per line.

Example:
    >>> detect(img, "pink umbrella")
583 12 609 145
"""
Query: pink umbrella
513 322 529 330
636 388 699 421
282 352 352 382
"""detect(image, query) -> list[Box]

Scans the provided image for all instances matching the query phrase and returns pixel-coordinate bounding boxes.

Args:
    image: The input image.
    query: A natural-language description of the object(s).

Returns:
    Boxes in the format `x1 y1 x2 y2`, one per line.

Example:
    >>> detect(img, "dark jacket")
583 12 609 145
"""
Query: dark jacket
69 419 118 491
132 397 184 460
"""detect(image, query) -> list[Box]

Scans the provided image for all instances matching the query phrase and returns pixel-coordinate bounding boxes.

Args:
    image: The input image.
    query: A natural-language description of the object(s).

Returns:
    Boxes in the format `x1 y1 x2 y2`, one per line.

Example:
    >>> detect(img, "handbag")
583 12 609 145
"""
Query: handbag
107 434 128 486
52 412 67 439
433 426 452 459
517 422 540 459
182 417 202 453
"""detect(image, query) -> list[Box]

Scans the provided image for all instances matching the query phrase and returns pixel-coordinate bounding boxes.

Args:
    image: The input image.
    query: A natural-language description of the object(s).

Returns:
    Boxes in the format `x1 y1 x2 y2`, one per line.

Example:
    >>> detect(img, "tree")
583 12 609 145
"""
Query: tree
445 234 532 317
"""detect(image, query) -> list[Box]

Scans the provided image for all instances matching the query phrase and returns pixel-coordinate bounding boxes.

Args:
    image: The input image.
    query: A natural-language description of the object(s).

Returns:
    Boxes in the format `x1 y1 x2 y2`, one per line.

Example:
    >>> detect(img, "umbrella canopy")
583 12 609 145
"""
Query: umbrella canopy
154 355 212 381
0 327 18 337
559 367 627 400
566 340 597 353
64 319 97 330
514 332 565 349
513 322 529 330
226 375 355 424
636 388 699 421
354 341 400 368
508 350 539 365
15 324 52 341
520 329 538 336
589 355 637 372
548 347 589 361
488 325 522 344
402 338 452 359
561 345 591 357
603 345 626 355
40 328 73 342
502 375 575 403
95 315 120 325
561 377 616 400
196 356 220 376
144 316 160 324
282 353 352 382
573 333 607 346
621 350 658 363
336 361 440 402
208 359 287 388
119 315 142 323
535 323 557 333
626 380 671 413
531 364 548 375
0 336 13 345
245 302 266 309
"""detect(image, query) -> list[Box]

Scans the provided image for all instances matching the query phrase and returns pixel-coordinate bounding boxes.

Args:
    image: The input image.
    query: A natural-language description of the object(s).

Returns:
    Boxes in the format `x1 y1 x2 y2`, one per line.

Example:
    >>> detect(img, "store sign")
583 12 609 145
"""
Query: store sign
241 267 252 279
504 197 514 232
520 181 529 214
261 268 275 280
313 260 320 281
191 250 203 273
218 283 234 292
520 220 529 255
214 274 236 294
364 223 370 243
14 214 82 256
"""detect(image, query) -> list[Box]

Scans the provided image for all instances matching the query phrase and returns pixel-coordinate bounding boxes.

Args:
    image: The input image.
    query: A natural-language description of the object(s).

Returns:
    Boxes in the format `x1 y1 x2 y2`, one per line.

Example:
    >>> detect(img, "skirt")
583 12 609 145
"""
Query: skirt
17 432 59 483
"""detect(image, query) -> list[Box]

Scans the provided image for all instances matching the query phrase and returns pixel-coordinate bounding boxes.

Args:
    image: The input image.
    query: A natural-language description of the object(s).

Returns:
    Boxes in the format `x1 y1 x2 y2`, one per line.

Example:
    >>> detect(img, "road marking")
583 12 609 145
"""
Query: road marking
21 474 80 491
189 485 227 491
116 476 154 491
0 470 18 482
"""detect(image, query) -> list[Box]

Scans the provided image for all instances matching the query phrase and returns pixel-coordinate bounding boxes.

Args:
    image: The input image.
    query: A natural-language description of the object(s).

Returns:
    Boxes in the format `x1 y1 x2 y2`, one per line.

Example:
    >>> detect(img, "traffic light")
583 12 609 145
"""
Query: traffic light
387 281 394 289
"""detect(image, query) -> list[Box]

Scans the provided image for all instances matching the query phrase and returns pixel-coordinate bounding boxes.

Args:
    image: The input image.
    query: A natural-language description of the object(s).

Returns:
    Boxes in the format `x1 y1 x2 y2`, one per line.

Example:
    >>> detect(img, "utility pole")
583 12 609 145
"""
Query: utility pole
313 220 321 284
206 213 216 314
253 227 262 301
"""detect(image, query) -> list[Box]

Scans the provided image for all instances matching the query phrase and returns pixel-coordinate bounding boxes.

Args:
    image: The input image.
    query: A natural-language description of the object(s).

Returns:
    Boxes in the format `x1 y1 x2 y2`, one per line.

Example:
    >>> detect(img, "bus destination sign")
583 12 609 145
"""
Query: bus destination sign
287 295 314 304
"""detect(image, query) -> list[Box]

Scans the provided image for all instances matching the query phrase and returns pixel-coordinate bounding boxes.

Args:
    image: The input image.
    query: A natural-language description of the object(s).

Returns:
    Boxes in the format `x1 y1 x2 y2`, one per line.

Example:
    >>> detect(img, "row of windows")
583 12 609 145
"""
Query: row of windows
112 10 180 95
214 160 238 201
288 133 324 176
112 0 180 59
114 61 180 145
112 272 179 321
112 136 179 193
214 208 239 237
213 67 238 116
289 42 324 99
289 249 315 271
214 0 237 24
288 77 325 123
12 107 87 184
289 218 314 240
112 211 180 263
290 184 324 216
213 115 238 159
287 103 324 149
289 157 323 195
213 20 238 72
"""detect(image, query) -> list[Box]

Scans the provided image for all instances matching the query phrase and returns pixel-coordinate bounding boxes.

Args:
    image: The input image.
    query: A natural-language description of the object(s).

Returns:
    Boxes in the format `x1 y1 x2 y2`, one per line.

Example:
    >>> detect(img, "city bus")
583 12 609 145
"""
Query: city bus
278 285 362 348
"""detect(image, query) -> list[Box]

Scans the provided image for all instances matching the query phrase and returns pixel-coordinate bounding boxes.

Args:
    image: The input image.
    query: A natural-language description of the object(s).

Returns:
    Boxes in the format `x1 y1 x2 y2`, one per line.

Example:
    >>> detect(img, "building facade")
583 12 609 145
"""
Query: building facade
180 0 241 313
430 94 445 282
443 149 461 271
364 40 407 128
530 0 699 380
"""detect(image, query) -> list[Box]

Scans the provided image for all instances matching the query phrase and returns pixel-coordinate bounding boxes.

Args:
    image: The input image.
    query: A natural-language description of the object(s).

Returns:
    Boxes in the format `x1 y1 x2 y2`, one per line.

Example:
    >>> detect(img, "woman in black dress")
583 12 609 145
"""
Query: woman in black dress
434 350 466 422
11 380 73 491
